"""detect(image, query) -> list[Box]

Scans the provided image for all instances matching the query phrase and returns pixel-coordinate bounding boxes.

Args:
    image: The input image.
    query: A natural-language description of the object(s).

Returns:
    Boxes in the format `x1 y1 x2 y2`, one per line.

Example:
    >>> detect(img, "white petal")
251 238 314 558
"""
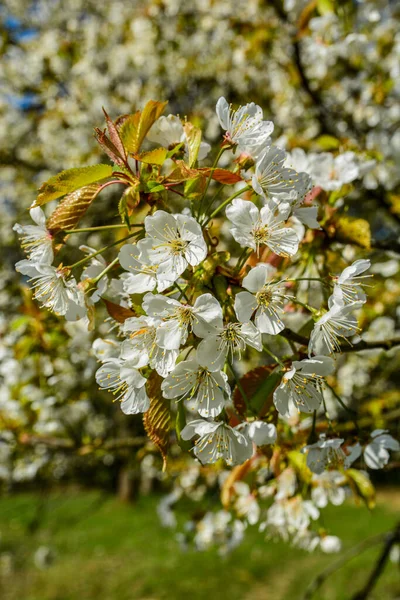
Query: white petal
121 386 150 414
234 291 258 323
242 263 276 293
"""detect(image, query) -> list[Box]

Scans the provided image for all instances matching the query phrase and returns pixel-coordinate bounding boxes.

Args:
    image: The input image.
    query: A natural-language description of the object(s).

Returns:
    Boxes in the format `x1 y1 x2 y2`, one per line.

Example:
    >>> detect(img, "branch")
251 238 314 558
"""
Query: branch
302 527 396 599
18 433 147 452
280 328 400 354
352 522 400 600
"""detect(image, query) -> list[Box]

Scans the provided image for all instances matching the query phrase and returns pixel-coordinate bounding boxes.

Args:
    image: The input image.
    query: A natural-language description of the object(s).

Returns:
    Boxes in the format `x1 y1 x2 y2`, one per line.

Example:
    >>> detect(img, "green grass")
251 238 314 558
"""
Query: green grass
0 489 399 600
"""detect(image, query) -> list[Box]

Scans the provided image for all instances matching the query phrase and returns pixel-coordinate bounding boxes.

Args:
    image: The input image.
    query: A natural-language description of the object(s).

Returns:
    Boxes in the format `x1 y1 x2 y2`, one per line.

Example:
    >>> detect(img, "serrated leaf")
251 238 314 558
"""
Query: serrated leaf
137 147 168 165
143 371 171 470
233 365 282 416
102 108 126 160
103 299 137 323
94 128 126 167
118 100 168 154
145 181 166 193
46 184 101 232
184 174 207 201
334 215 371 249
183 122 202 167
346 468 376 509
200 168 243 185
34 165 113 207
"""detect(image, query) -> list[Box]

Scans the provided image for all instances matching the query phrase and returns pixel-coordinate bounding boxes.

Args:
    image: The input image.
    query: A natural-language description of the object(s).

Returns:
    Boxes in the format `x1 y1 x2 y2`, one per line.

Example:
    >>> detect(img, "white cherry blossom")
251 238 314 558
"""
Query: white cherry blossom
118 240 173 294
234 263 286 334
312 151 360 191
144 210 207 282
95 356 149 414
226 198 299 257
273 356 335 417
121 316 178 377
216 96 274 156
196 320 262 371
80 246 108 303
364 429 399 470
311 471 346 507
13 207 54 264
308 299 362 356
161 357 230 418
332 259 371 304
147 114 210 160
252 145 312 201
236 420 277 446
143 293 223 350
302 435 346 474
15 259 86 320
181 419 253 466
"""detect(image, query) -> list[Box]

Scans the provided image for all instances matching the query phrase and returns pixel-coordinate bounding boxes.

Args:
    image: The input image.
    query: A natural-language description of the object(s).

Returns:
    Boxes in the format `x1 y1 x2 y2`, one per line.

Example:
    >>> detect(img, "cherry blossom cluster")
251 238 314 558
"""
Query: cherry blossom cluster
13 97 399 480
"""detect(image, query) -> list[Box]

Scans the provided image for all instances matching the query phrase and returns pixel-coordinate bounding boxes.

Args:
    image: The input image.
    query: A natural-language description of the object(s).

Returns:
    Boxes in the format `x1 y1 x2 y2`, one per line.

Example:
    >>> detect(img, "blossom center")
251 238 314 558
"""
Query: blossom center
256 287 273 307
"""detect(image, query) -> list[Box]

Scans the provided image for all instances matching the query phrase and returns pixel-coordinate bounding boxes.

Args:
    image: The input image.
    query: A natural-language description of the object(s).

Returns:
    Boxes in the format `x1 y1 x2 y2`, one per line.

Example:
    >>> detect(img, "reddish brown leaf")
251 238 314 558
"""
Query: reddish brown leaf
143 371 171 470
200 168 243 184
103 299 137 323
46 184 102 233
102 108 126 160
233 365 280 419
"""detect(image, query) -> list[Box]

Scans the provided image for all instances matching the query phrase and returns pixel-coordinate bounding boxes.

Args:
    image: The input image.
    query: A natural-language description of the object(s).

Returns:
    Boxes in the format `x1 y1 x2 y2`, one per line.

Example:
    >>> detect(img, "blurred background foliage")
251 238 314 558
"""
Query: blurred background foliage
0 0 399 598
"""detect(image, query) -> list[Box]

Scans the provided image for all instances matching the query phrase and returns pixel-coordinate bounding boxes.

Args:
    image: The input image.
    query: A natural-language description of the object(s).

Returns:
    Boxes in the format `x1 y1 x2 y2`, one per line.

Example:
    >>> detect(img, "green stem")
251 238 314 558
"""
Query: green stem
227 361 255 415
262 344 285 367
91 257 119 285
287 296 316 313
204 185 251 225
174 282 190 303
68 231 141 270
197 147 226 219
286 277 331 286
235 248 253 274
201 184 224 222
64 224 142 234
325 381 359 430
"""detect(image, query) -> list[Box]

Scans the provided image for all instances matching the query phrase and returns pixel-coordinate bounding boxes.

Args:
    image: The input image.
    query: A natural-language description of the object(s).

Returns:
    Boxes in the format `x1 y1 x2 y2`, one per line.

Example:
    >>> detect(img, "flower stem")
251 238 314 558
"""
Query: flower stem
65 224 142 234
174 282 190 303
91 257 119 284
262 344 285 367
235 248 253 274
227 361 255 414
204 185 251 225
68 231 141 270
286 296 316 313
197 147 226 219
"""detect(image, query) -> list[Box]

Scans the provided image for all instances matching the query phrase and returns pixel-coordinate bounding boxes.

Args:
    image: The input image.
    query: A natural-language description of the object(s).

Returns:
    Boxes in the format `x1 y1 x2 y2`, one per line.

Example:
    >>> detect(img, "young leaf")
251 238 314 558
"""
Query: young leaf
183 122 202 167
34 164 113 207
143 371 171 470
200 168 243 184
333 215 371 249
233 365 282 417
137 147 168 165
346 468 376 509
118 100 168 154
46 184 101 233
102 108 126 160
103 299 137 323
94 128 126 167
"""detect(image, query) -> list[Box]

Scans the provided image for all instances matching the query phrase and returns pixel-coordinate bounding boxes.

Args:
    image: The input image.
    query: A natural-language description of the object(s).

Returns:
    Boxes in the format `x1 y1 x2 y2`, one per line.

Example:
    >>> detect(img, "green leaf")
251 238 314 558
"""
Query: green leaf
183 122 202 167
118 100 168 154
317 0 334 14
46 184 101 232
145 180 166 193
346 468 376 509
34 165 113 207
184 174 207 201
315 135 340 150
333 215 371 249
137 147 168 165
